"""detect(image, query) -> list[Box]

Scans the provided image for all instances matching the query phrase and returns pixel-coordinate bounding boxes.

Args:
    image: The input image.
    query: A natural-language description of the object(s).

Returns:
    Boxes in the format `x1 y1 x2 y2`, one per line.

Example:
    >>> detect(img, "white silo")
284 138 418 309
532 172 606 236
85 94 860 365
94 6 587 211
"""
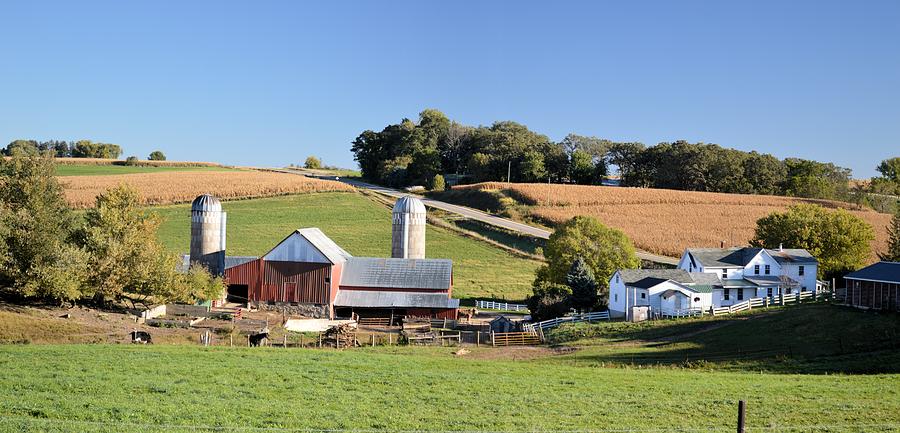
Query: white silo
391 195 426 259
190 194 227 276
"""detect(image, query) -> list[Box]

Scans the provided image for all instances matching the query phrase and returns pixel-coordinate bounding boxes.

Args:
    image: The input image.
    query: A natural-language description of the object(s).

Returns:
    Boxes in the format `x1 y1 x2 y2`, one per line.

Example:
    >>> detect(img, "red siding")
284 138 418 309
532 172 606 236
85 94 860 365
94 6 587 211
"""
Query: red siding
225 259 259 286
249 260 332 304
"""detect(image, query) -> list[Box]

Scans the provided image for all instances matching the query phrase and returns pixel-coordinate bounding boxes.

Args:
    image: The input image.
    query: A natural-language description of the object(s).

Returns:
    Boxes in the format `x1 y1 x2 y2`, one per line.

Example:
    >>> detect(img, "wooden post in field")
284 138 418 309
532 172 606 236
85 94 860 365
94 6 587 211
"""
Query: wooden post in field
491 331 495 348
299 334 303 348
388 333 393 345
318 332 322 348
283 335 287 348
230 334 233 347
371 334 375 347
247 335 250 347
779 293 784 305
736 400 746 433
764 297 769 308
476 331 480 347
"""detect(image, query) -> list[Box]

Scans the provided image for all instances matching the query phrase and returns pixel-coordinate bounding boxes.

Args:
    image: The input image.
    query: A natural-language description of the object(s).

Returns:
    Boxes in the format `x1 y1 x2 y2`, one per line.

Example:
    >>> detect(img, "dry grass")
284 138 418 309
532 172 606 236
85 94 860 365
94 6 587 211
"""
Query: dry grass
61 170 355 208
455 182 892 260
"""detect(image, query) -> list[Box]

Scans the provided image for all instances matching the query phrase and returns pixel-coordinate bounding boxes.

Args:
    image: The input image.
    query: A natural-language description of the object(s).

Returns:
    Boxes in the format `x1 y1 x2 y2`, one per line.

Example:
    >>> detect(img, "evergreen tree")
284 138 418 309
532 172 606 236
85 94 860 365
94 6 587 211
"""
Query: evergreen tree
880 210 900 262
566 256 599 311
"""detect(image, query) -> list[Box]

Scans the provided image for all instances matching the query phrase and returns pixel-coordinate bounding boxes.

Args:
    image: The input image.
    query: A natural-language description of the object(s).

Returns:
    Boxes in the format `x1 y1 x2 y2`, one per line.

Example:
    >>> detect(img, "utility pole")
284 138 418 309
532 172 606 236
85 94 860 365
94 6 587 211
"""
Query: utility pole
507 161 511 188
546 174 551 205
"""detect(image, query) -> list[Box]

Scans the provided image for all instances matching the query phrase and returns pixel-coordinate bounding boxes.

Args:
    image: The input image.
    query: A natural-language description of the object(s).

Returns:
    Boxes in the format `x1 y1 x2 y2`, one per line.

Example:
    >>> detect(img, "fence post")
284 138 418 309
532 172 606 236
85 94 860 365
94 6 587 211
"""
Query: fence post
779 293 784 305
737 400 746 433
491 331 495 348
476 331 480 347
764 297 769 308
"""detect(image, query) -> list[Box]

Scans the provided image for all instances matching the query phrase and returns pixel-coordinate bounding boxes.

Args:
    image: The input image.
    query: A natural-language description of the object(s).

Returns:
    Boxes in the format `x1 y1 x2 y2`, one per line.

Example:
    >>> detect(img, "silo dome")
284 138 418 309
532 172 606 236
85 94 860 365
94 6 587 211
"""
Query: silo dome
190 194 226 276
192 194 222 213
391 196 426 259
392 195 427 214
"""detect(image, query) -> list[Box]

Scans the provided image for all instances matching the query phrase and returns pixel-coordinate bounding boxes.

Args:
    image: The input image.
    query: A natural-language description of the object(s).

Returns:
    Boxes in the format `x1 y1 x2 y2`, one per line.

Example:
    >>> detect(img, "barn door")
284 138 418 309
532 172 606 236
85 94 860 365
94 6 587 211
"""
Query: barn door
282 282 298 302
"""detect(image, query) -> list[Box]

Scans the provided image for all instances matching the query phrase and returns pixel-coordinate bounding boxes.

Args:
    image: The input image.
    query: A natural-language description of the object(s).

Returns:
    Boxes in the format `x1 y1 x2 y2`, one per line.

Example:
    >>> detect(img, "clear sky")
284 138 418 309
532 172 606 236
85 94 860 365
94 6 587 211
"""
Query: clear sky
1 1 898 177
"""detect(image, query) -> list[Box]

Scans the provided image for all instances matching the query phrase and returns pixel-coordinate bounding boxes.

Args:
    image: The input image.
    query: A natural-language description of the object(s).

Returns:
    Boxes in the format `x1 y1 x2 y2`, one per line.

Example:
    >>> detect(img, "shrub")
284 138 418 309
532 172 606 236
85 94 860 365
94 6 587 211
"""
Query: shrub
431 174 446 191
125 156 139 166
304 156 322 169
148 151 166 161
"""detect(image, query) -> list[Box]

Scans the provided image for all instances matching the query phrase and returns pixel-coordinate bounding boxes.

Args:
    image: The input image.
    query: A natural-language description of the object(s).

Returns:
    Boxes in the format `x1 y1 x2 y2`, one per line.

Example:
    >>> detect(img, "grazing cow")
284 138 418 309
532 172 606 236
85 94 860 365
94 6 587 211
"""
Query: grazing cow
130 330 152 344
249 332 269 347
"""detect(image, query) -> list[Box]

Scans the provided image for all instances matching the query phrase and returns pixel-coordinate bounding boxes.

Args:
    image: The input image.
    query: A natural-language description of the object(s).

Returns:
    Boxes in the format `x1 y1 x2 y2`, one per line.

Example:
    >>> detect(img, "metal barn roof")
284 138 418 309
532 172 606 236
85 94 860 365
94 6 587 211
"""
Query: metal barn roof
225 256 257 269
340 257 452 290
687 247 817 268
845 262 900 283
263 228 352 264
333 291 459 309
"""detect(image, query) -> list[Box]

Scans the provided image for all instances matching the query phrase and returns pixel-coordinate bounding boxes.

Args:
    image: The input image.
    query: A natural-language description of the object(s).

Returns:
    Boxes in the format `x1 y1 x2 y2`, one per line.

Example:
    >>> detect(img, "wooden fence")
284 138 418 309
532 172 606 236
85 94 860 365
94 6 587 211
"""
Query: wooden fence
522 311 610 334
491 331 542 347
475 300 529 312
710 291 828 316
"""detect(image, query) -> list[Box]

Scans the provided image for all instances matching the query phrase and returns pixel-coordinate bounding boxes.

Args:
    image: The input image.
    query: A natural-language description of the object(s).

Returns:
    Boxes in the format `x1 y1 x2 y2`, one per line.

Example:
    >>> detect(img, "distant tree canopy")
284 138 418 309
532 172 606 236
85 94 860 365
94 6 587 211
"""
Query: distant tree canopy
880 210 900 262
751 204 874 279
350 110 855 202
304 156 322 169
148 151 166 161
3 139 122 159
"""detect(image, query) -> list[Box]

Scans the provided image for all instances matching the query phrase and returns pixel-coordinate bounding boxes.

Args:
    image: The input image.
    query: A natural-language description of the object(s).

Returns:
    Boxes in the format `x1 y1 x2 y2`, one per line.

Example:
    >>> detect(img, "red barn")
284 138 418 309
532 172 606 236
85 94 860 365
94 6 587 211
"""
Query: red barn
225 228 458 319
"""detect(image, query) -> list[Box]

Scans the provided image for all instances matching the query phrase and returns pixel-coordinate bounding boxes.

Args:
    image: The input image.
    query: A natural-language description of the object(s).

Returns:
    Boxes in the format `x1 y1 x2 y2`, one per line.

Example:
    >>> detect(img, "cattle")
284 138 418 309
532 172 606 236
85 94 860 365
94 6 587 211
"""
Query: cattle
130 330 152 344
249 332 269 347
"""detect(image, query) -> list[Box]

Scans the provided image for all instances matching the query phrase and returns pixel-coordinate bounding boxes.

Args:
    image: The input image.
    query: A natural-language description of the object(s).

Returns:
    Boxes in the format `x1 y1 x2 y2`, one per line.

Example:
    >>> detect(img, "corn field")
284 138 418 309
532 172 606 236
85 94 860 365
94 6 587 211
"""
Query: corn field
61 171 355 208
52 157 224 167
455 182 891 259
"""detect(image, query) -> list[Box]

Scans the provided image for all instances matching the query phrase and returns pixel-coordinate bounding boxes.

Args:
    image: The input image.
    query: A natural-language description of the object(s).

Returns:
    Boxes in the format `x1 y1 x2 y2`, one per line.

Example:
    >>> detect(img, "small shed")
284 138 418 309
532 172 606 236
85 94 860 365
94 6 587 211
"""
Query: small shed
843 262 900 311
489 315 520 333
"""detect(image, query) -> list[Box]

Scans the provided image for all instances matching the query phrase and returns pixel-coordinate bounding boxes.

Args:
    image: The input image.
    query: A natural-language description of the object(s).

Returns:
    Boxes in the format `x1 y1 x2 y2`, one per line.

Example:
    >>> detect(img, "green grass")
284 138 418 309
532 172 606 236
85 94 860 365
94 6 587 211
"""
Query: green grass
55 165 239 176
0 344 897 432
544 304 900 373
153 192 541 300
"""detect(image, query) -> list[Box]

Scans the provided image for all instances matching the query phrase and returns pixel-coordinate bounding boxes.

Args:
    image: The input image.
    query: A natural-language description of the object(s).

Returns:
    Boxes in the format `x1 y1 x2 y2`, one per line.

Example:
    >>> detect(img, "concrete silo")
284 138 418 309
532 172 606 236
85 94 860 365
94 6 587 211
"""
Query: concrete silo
391 195 426 259
190 194 226 276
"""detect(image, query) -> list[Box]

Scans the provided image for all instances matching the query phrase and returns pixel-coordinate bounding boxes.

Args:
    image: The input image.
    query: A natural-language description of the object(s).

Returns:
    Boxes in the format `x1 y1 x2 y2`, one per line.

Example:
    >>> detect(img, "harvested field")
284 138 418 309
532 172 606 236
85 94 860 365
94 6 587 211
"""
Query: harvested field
454 182 892 259
61 170 354 208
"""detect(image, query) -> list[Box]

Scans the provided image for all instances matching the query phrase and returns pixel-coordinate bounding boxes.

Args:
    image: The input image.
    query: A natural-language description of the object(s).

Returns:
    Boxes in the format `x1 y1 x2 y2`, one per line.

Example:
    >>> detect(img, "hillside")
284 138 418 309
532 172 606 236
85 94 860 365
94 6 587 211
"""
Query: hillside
153 192 541 300
543 304 900 374
444 182 892 260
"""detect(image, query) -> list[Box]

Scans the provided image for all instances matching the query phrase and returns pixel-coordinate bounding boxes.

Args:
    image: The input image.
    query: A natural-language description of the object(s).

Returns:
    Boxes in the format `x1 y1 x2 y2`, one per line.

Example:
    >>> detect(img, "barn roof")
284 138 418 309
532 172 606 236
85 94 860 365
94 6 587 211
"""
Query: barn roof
225 256 257 269
263 228 352 264
845 262 900 283
340 257 452 290
333 291 459 309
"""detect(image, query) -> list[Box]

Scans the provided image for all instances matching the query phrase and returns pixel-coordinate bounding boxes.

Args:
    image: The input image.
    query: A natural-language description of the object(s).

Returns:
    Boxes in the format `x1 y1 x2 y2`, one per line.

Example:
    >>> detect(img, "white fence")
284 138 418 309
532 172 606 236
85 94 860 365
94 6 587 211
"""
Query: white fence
523 311 610 333
475 300 529 312
709 291 827 316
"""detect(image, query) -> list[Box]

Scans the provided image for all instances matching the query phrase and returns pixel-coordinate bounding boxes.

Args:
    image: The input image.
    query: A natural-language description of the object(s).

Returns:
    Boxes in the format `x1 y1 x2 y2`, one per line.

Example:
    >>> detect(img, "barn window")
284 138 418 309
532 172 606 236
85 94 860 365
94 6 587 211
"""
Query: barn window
798 266 805 276
754 265 760 275
764 265 770 275
724 289 730 300
693 297 700 302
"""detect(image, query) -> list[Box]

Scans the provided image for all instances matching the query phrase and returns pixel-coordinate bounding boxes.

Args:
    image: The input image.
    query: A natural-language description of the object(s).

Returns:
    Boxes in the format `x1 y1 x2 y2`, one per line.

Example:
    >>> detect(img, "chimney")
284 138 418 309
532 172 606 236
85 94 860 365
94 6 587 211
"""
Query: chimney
720 240 725 248
779 243 783 252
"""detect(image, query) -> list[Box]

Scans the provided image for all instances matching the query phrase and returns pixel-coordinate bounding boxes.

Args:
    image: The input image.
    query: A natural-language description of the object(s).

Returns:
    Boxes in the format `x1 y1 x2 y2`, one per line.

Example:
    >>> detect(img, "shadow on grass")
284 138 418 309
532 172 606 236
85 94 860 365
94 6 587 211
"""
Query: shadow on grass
546 304 900 374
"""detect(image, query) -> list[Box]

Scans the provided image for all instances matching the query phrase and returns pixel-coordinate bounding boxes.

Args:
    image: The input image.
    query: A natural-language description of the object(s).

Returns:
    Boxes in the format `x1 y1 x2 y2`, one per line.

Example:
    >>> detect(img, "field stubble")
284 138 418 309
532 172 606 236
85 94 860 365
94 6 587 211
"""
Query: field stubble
456 182 892 259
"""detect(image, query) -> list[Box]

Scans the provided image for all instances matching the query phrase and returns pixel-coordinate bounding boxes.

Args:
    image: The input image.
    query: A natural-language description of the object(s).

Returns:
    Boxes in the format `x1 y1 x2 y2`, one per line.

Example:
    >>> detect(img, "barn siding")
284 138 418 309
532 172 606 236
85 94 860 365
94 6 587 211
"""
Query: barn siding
225 259 259 286
248 260 332 304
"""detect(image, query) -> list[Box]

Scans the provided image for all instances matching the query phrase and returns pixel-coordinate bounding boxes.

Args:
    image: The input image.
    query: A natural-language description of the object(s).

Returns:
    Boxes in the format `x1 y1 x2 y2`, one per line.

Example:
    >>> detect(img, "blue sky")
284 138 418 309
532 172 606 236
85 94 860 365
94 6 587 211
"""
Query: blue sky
1 1 897 177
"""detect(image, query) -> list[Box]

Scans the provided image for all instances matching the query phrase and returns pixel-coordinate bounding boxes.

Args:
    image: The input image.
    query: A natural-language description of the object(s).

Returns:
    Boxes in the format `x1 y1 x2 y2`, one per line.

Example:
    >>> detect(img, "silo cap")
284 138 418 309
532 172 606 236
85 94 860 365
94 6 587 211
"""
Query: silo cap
392 195 426 214
191 194 222 212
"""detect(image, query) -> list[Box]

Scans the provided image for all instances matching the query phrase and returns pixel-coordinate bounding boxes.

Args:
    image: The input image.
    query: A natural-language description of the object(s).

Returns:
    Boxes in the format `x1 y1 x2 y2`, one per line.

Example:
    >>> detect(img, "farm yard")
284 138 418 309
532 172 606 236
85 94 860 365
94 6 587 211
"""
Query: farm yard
1 306 900 432
152 192 542 300
59 170 355 208
450 182 893 260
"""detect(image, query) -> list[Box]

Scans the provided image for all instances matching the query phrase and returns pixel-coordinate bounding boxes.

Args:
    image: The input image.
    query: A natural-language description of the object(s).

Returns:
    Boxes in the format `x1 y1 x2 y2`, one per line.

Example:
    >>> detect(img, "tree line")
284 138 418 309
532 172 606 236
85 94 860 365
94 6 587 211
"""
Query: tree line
4 139 123 159
0 154 221 306
350 109 876 203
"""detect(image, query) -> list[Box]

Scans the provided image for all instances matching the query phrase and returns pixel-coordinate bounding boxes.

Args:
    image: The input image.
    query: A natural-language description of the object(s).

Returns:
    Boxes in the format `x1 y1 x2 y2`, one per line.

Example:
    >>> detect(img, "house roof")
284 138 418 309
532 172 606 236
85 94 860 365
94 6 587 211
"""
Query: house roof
687 247 816 268
333 290 459 309
340 257 452 290
744 275 799 287
618 269 721 290
845 262 900 283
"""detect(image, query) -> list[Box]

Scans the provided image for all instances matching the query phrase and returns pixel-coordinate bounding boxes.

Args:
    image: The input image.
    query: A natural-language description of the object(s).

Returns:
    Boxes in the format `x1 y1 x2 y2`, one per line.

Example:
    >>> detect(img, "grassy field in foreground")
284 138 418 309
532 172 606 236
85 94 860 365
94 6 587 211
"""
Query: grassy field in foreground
0 344 898 433
544 304 900 374
55 164 238 176
153 192 541 300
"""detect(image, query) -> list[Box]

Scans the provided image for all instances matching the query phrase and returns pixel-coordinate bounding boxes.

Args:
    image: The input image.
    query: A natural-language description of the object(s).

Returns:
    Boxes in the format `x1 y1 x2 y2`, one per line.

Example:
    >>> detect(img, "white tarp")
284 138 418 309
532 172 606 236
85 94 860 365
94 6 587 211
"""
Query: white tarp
283 319 356 333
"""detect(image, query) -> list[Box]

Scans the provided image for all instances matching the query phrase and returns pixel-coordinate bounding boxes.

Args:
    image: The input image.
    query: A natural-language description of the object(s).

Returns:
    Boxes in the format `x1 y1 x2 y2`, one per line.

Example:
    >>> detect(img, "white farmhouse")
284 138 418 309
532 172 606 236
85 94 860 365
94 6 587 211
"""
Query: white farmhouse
609 246 821 320
677 246 820 306
608 269 721 319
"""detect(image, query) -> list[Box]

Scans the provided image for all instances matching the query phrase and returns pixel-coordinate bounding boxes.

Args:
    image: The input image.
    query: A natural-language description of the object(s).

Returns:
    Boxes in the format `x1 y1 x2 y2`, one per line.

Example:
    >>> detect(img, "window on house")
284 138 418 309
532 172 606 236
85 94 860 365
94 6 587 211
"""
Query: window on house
722 269 727 279
799 266 804 276
737 289 744 300
801 286 807 292
641 292 646 299
786 287 792 294
754 265 760 275
764 265 770 275
724 289 730 301
614 294 618 302
616 275 619 283
693 297 700 302
767 287 773 297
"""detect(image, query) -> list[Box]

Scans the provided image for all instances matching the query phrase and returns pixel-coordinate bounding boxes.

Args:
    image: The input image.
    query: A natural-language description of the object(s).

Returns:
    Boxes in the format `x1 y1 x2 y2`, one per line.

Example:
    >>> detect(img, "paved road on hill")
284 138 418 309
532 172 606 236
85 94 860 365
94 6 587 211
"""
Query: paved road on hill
277 169 678 265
